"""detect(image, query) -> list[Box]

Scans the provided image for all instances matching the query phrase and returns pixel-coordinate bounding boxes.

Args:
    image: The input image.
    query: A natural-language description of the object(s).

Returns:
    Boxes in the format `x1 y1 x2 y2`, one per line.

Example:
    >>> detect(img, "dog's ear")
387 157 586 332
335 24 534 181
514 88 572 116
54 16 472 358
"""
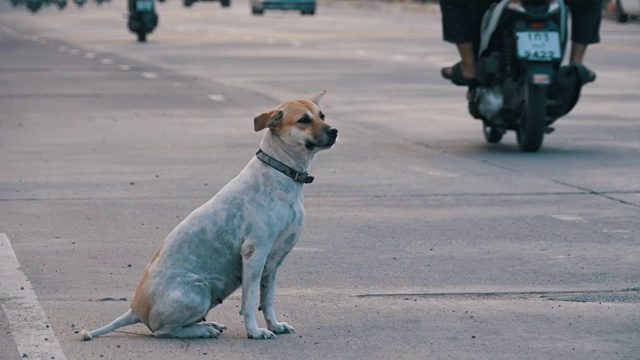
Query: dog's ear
310 90 327 106
253 110 283 132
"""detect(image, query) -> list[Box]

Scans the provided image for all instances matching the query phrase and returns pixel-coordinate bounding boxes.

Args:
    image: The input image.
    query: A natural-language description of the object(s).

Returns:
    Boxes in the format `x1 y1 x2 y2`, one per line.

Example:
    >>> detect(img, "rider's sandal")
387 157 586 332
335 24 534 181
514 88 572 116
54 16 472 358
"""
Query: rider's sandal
441 62 477 87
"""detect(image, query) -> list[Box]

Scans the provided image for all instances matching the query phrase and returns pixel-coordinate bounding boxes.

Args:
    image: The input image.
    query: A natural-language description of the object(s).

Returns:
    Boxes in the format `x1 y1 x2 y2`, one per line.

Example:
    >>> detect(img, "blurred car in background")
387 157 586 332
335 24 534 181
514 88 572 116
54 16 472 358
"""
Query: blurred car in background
184 0 230 8
251 0 315 15
613 0 640 22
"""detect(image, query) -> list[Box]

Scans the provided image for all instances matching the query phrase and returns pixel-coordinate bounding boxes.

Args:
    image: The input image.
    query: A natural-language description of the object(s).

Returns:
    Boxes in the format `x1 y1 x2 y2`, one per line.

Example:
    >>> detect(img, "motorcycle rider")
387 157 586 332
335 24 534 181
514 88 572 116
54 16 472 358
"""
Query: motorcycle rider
439 0 603 86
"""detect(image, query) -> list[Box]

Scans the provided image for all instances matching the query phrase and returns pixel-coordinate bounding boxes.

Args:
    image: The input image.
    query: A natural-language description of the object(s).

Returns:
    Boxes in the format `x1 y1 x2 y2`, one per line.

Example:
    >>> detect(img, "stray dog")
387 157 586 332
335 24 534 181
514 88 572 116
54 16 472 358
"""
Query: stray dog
80 92 337 340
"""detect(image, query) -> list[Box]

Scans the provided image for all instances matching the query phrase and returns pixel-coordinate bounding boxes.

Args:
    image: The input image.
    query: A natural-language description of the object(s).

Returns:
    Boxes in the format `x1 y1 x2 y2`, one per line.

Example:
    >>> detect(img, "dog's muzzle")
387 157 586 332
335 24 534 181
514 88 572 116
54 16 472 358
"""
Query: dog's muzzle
306 127 338 150
323 127 338 147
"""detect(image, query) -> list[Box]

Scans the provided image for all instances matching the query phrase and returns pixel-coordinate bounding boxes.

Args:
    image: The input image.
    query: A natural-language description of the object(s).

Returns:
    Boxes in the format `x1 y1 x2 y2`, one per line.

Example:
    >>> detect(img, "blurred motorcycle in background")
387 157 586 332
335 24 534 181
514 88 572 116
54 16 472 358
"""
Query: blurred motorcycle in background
469 0 595 152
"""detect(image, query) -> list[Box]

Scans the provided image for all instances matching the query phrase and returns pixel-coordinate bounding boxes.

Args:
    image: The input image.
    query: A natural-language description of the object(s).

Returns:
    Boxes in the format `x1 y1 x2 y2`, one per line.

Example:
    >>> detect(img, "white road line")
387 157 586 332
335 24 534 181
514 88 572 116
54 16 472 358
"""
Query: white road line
550 215 586 223
408 165 459 178
84 52 96 59
0 233 68 360
118 65 131 71
142 72 158 79
292 247 324 252
100 58 113 65
603 229 630 233
207 94 225 102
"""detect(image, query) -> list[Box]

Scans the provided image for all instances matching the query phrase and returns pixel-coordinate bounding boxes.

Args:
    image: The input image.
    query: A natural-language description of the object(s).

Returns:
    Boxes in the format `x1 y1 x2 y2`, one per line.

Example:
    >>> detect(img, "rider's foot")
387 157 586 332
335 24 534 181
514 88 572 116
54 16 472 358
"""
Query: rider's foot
570 61 597 82
441 62 477 86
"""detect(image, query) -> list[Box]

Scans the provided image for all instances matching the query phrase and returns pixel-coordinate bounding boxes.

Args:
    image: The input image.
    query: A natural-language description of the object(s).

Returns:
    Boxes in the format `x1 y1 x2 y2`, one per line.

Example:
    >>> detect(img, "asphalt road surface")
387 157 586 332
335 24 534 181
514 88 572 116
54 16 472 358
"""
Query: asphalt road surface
1 1 639 359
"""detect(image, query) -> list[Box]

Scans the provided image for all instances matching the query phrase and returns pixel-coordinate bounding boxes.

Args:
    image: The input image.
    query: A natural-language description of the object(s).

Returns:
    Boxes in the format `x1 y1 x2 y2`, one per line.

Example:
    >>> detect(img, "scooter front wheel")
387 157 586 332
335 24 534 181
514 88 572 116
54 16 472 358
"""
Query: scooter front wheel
137 31 147 42
517 78 547 152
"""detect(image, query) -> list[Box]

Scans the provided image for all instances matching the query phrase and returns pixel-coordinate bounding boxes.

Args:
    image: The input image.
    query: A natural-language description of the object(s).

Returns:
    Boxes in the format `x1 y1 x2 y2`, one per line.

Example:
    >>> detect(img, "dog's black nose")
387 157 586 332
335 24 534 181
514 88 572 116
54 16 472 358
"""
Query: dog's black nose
327 128 338 137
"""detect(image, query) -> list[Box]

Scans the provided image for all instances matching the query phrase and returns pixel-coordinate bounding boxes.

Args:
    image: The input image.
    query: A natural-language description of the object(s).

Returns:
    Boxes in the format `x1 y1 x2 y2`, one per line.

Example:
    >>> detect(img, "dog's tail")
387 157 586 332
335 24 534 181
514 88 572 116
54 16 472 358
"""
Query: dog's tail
80 309 140 341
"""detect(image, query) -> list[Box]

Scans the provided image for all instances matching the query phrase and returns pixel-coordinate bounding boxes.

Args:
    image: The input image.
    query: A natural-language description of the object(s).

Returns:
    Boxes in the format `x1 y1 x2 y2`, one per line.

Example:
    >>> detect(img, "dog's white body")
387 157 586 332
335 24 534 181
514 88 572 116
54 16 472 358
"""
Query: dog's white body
81 93 337 340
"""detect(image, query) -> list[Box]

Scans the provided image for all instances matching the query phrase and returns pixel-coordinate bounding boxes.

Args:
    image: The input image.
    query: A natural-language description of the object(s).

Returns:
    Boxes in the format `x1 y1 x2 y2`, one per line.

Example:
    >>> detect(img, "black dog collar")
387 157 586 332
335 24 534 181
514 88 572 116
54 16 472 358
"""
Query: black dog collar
255 149 314 184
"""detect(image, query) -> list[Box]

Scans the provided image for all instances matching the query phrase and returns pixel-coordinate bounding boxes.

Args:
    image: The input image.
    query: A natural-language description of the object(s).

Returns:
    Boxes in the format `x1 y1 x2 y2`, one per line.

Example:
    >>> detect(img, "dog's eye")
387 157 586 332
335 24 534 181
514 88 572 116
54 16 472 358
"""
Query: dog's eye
298 116 312 124
319 112 325 120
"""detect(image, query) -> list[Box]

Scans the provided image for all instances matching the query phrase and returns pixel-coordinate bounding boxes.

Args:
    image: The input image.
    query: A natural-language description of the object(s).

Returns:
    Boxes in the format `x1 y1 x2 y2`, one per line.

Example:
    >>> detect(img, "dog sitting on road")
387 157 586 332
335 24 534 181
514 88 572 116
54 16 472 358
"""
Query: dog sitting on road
80 92 337 340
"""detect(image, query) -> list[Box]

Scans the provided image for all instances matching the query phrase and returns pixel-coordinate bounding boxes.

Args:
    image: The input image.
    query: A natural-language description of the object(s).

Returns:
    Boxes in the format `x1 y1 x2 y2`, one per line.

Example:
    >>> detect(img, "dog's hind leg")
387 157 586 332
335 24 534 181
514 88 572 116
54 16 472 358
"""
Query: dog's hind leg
148 276 217 339
80 309 140 340
154 324 221 339
200 321 227 333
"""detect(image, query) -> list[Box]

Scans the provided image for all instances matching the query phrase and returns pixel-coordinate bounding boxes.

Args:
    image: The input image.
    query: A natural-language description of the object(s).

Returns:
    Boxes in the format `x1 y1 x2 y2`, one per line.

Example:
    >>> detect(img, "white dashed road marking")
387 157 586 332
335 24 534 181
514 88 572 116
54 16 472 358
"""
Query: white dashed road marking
101 58 113 65
292 247 324 252
207 94 225 102
84 52 96 59
551 215 586 223
118 65 132 71
0 233 68 360
142 72 158 79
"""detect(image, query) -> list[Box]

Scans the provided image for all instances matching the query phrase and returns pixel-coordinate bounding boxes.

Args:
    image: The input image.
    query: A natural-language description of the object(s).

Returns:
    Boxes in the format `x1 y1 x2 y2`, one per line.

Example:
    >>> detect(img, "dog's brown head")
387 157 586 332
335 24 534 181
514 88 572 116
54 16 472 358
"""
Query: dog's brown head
254 91 338 153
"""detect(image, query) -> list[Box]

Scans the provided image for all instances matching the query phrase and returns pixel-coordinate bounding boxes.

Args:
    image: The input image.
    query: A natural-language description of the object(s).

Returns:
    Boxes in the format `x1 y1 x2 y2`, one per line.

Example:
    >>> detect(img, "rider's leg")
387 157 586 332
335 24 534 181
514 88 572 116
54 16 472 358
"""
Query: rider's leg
440 0 494 80
565 0 602 65
444 43 476 80
569 43 588 65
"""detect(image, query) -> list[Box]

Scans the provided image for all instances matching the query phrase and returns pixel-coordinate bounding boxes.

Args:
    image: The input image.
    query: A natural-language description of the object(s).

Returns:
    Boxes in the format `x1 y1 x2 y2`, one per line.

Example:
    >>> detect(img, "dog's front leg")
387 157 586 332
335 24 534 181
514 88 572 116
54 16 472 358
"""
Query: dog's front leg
241 242 275 339
260 271 294 334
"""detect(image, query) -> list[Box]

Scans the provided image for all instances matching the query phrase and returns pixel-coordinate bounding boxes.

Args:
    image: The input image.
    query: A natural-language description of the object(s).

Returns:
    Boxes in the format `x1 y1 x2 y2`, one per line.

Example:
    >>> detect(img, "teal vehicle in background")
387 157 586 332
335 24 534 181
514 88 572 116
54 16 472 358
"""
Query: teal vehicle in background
251 0 316 15
184 0 230 8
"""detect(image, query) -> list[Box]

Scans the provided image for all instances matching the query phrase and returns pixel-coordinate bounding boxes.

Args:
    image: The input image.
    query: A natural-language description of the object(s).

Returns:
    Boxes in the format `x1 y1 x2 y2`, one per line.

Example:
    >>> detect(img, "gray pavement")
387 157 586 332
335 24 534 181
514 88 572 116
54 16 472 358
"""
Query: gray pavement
0 1 639 359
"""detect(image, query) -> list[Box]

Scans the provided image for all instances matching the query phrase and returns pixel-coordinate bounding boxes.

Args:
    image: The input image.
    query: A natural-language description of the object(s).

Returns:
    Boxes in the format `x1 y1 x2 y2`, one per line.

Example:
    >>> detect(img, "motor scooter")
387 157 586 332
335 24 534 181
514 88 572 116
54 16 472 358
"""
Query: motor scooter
128 0 158 43
469 0 595 152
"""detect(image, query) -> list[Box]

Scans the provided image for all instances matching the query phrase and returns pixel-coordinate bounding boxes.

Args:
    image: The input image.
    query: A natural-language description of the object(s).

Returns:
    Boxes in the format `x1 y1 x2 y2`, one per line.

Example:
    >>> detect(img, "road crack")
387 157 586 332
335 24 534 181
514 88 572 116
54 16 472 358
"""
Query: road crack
357 288 640 303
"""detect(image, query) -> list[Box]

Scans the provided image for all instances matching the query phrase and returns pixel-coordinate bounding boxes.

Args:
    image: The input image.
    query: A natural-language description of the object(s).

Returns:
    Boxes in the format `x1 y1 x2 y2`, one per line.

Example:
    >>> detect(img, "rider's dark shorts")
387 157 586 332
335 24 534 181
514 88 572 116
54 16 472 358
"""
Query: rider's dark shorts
440 0 602 48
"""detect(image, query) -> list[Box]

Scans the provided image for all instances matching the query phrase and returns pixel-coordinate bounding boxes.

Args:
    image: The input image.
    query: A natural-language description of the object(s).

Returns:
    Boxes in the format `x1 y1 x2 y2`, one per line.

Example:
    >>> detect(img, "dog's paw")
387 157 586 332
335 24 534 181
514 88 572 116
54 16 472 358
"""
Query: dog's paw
247 327 276 340
268 321 295 334
201 327 221 339
203 322 227 333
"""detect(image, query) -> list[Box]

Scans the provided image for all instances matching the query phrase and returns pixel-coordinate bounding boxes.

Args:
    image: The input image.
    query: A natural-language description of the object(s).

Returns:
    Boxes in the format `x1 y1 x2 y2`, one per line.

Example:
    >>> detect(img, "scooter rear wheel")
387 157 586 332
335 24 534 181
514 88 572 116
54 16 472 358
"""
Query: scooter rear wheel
517 77 546 152
137 32 147 42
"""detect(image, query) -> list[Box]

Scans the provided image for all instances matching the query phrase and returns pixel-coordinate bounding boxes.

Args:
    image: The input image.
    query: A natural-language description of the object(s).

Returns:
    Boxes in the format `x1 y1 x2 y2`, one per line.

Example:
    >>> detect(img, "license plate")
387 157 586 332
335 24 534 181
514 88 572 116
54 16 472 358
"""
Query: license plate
516 31 561 61
136 0 153 11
